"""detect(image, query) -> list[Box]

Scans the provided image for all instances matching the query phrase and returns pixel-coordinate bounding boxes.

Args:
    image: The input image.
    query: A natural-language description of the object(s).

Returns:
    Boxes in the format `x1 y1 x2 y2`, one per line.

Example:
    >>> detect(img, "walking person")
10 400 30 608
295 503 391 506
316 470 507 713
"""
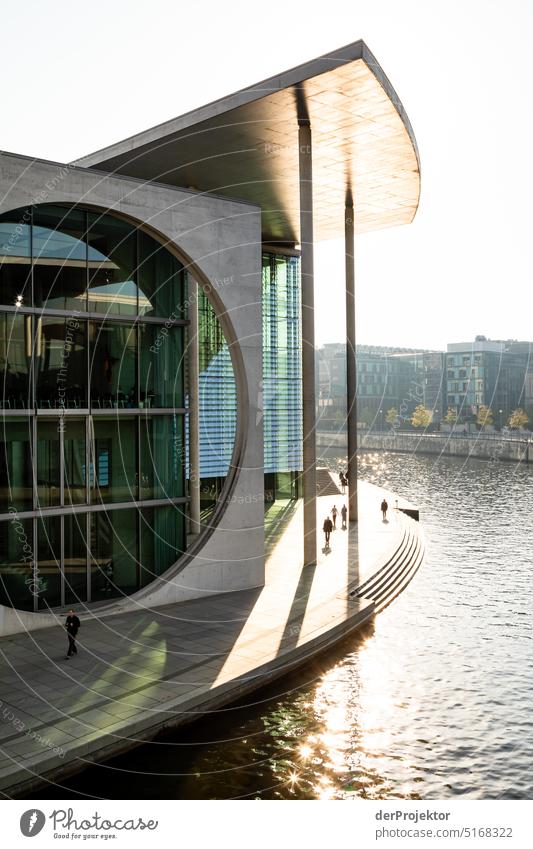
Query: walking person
341 503 347 530
323 516 333 548
65 609 81 659
331 504 338 529
339 471 346 494
381 498 388 521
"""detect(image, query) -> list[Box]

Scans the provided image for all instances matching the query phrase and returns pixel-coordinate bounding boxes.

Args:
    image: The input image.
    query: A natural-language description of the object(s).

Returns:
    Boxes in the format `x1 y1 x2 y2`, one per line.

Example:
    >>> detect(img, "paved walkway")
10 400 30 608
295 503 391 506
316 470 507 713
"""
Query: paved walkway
0 477 416 797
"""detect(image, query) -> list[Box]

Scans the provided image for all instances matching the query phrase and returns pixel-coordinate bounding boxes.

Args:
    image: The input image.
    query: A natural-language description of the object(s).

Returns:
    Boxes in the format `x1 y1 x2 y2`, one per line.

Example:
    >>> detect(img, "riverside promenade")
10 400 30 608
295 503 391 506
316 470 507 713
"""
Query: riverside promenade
0 476 424 797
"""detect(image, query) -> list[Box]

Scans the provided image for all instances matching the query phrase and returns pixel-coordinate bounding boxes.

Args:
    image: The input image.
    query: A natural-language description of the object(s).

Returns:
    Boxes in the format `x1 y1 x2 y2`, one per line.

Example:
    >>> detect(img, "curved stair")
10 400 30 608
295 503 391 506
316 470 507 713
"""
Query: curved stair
349 512 425 613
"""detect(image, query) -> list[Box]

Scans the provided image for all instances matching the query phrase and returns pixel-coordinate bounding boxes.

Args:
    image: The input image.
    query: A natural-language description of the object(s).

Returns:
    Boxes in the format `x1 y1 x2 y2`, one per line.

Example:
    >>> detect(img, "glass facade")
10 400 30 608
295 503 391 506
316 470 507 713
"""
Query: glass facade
0 313 32 409
36 316 88 408
188 251 302 512
0 212 32 309
185 285 238 514
0 418 33 512
197 286 237 477
262 253 302 479
33 206 89 313
445 348 529 421
0 205 187 611
0 516 34 611
139 324 183 407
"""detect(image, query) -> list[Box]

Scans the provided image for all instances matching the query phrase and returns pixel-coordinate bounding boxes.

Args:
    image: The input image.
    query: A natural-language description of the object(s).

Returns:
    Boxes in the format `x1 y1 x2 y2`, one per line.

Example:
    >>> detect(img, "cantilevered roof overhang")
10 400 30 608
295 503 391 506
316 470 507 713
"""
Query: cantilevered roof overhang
77 41 420 244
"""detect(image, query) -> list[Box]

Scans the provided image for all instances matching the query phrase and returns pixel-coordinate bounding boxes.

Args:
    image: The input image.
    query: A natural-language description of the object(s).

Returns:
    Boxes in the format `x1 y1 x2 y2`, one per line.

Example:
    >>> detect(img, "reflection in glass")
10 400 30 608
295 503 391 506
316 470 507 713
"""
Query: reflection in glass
140 506 184 586
64 419 86 504
0 518 34 611
0 419 33 512
64 514 88 604
140 415 184 500
90 509 138 600
90 322 136 408
0 205 190 612
88 213 137 315
33 206 88 312
0 210 32 308
37 516 61 609
139 325 184 408
0 313 32 409
91 418 137 503
138 231 185 318
36 420 60 507
35 316 87 408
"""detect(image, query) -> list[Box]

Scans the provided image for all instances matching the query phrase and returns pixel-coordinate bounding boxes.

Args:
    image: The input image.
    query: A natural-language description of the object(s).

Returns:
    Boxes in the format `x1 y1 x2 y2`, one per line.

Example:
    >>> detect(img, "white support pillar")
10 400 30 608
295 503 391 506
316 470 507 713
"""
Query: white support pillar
345 200 358 521
188 278 201 535
299 120 317 565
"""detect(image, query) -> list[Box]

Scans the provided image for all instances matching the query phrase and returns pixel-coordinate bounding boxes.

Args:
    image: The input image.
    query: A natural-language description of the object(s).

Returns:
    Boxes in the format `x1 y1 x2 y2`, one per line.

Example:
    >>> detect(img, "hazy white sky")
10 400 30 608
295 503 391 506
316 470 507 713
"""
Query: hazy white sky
1 0 532 350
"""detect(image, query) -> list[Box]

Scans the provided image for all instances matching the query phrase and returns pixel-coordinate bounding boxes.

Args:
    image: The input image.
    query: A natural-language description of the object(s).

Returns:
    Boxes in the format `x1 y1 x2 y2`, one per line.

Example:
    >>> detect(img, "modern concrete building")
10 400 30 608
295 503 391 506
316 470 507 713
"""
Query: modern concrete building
446 337 531 425
318 344 445 429
0 40 420 636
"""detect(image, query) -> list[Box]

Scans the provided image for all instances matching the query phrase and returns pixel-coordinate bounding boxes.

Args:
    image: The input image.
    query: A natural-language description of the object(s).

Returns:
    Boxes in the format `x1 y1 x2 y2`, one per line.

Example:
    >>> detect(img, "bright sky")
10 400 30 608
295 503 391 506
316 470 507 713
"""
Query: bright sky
1 0 531 350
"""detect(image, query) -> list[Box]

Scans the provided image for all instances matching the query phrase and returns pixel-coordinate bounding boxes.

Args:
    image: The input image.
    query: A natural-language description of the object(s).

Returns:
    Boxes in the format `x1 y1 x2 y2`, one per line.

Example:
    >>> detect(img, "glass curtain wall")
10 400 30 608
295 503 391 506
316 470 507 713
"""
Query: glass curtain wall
0 205 188 612
185 252 302 518
262 252 302 502
191 285 237 515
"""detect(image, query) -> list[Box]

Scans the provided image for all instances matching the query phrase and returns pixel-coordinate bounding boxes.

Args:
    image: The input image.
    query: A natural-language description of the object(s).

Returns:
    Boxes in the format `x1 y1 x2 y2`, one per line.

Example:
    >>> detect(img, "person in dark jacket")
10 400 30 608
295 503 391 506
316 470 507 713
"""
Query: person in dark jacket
381 499 388 521
65 610 81 659
323 516 333 547
341 504 348 530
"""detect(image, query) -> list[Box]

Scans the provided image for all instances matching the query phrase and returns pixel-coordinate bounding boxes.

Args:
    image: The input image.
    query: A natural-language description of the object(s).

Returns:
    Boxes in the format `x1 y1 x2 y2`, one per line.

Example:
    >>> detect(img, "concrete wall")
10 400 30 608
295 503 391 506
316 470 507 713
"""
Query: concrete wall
359 431 531 463
316 430 532 463
0 153 264 635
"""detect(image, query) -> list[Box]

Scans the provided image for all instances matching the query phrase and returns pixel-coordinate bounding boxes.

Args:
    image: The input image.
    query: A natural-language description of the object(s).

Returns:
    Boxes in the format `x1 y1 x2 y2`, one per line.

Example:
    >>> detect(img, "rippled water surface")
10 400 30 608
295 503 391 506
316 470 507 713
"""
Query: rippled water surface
35 452 533 800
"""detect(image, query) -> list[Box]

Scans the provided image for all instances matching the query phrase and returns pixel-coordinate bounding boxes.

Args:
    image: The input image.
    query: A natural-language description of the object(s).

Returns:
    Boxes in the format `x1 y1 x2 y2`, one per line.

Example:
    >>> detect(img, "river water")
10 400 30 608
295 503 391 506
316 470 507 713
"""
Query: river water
32 451 533 800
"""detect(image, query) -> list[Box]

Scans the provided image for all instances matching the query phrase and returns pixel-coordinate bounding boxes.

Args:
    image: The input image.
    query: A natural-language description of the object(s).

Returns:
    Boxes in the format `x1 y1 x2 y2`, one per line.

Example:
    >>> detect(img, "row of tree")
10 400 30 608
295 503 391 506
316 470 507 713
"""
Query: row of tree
384 405 529 429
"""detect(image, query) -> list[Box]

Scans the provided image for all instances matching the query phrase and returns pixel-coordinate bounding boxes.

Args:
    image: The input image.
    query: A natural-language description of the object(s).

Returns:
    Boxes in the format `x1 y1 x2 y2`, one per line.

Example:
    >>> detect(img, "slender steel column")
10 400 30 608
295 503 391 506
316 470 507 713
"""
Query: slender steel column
345 200 358 521
299 120 317 565
188 278 201 535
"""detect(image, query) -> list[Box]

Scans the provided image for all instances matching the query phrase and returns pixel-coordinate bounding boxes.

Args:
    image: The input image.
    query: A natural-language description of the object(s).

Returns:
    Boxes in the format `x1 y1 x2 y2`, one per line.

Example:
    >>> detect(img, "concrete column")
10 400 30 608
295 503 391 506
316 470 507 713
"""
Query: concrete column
299 120 317 566
345 200 358 521
188 278 201 535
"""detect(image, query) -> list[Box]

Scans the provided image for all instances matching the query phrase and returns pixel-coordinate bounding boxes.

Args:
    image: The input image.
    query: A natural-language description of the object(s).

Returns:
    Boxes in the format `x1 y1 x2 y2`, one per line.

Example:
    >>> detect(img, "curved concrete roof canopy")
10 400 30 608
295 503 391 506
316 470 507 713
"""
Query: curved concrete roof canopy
78 41 420 244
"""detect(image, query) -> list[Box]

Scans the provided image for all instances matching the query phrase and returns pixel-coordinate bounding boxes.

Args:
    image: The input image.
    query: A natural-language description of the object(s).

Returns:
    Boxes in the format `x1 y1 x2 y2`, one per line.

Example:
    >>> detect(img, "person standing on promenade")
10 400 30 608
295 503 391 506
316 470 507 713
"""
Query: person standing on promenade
341 504 347 530
323 516 333 548
381 499 388 521
65 609 81 659
331 504 338 529
339 471 346 494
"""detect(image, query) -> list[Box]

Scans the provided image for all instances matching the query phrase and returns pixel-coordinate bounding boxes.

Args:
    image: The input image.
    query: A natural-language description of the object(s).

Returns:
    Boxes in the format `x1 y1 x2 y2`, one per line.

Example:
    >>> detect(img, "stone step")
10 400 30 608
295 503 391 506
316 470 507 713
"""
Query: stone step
359 529 419 602
373 537 425 613
315 466 343 497
372 540 423 610
347 513 424 613
350 522 411 598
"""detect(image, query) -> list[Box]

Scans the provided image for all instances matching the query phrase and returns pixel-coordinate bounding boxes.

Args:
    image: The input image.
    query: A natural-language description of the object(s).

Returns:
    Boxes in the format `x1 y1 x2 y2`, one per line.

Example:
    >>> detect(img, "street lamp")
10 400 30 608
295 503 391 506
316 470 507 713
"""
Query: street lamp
379 409 383 432
499 409 503 431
